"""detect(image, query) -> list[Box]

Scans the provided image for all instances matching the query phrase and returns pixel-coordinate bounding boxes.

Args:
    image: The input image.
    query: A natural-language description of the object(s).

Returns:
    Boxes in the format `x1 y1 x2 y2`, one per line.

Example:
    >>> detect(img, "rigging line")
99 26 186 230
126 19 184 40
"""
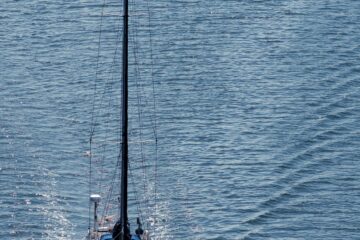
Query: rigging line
95 108 109 193
98 29 124 193
97 91 115 194
132 12 156 228
90 3 123 231
128 0 154 230
140 0 159 142
129 0 150 212
131 1 160 233
88 141 92 231
117 109 122 218
99 155 121 224
89 0 107 231
90 0 107 137
98 46 122 181
145 0 160 234
92 13 123 194
145 0 159 141
91 13 123 138
129 162 146 225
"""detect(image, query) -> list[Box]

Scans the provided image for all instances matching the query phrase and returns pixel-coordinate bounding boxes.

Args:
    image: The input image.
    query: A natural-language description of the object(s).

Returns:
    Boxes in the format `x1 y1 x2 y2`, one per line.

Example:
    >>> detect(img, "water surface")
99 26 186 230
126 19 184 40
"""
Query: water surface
1 0 359 239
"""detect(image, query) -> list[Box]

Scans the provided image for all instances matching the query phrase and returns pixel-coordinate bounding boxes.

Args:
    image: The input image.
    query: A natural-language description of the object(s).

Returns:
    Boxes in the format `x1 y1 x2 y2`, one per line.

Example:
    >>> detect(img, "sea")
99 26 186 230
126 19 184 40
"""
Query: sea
1 0 359 239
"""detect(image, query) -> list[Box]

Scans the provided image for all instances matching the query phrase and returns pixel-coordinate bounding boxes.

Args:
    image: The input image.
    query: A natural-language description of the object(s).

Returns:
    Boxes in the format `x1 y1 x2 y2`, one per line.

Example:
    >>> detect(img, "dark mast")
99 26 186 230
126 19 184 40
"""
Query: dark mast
120 0 129 239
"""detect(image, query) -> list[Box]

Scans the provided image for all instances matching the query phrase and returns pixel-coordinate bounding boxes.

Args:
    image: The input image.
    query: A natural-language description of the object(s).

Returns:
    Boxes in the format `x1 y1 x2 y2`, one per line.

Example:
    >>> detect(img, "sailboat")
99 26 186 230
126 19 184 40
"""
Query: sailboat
87 0 154 239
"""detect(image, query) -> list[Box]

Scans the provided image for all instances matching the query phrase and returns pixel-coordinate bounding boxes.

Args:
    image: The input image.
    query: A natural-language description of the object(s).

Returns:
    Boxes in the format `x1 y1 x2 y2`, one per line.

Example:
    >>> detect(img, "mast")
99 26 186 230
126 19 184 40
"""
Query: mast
120 0 129 239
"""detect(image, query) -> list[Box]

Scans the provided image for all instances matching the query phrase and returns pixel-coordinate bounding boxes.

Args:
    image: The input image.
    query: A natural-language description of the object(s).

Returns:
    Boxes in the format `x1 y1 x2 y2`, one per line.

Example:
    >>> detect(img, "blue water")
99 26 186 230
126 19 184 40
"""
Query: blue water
1 0 360 239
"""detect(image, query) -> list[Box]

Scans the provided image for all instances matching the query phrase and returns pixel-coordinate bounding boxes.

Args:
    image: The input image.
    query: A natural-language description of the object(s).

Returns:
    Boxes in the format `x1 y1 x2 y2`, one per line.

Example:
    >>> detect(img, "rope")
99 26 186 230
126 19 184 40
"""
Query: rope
129 162 145 224
88 1 161 237
97 14 122 194
89 0 107 232
130 0 161 234
132 9 149 202
129 0 152 223
89 0 124 231
145 0 160 233
99 154 121 225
